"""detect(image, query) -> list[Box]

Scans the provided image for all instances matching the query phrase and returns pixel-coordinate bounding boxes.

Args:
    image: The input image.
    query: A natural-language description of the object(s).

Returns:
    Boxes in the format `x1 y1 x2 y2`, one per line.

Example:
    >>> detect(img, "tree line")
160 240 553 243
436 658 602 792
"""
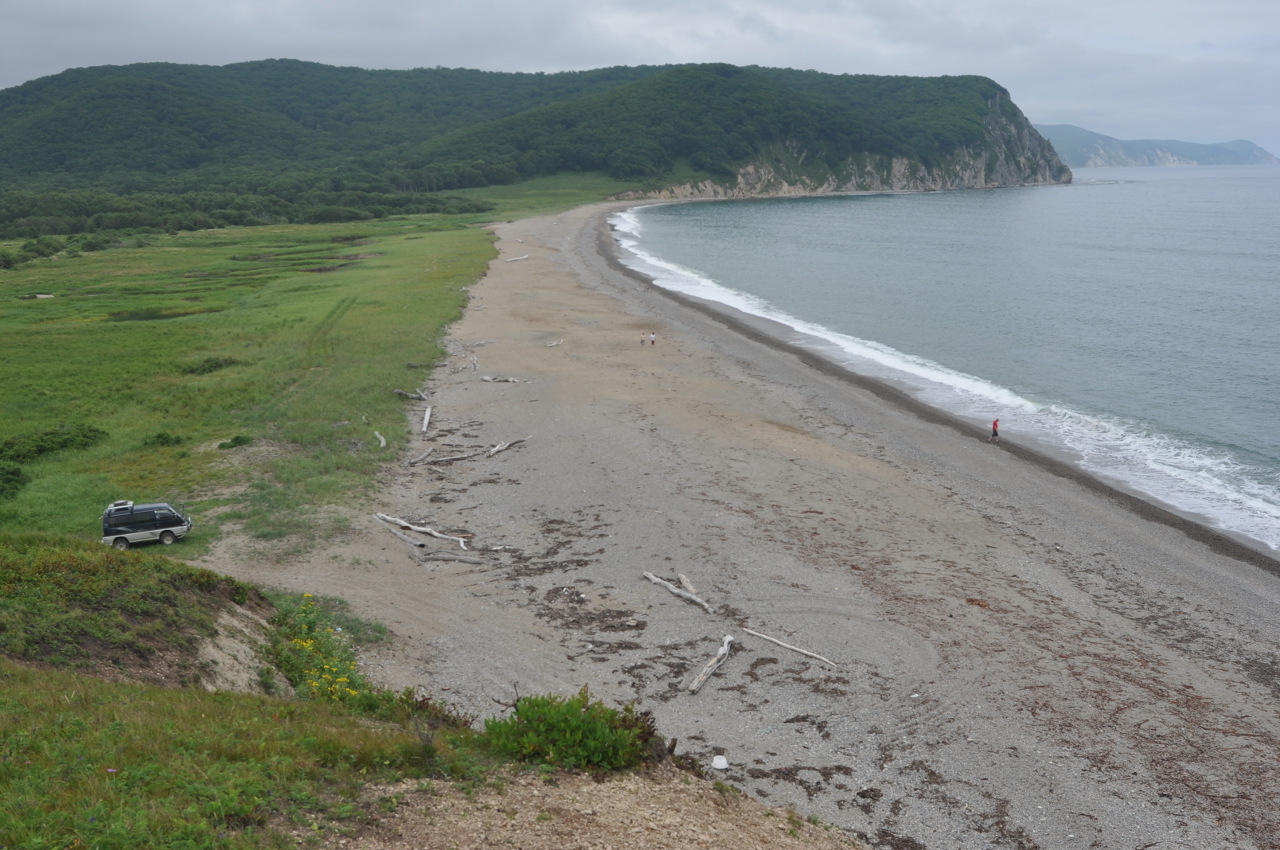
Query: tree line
1 60 1028 254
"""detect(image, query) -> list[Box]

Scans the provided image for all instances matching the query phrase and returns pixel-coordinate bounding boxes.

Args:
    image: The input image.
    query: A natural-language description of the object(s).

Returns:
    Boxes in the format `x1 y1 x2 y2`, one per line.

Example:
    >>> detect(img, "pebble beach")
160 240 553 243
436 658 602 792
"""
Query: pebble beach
206 202 1280 849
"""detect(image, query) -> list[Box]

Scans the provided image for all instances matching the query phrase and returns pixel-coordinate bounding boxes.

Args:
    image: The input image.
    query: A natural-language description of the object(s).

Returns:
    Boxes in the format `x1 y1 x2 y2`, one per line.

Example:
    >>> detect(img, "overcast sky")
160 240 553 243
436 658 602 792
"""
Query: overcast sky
5 0 1278 157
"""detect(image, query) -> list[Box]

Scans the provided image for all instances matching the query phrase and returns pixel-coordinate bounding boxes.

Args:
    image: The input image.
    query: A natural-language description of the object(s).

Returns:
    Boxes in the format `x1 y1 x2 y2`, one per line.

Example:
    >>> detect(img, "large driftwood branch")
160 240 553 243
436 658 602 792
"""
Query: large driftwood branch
406 447 435 466
643 572 713 613
427 437 528 465
420 552 483 564
504 254 529 262
482 376 521 383
374 513 470 550
743 628 838 668
392 388 428 400
381 524 425 549
430 448 488 464
486 437 529 457
421 405 433 433
374 431 386 448
689 636 734 693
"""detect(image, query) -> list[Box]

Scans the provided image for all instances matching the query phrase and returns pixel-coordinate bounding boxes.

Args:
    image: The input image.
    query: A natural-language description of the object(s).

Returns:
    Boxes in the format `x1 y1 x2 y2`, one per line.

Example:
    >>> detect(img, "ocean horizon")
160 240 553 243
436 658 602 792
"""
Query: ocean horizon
610 165 1280 555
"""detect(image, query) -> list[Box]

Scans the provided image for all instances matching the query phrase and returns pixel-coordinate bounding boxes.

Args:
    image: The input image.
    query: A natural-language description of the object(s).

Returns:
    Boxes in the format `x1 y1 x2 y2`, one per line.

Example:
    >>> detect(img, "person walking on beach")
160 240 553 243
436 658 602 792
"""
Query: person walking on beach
650 332 656 346
988 418 1000 443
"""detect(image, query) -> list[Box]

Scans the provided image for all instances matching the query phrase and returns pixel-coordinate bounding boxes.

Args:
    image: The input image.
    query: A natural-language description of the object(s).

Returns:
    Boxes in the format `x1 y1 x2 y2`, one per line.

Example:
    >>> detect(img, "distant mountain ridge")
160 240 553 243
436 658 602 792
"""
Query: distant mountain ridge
1034 124 1278 168
0 61 1070 248
0 61 1069 195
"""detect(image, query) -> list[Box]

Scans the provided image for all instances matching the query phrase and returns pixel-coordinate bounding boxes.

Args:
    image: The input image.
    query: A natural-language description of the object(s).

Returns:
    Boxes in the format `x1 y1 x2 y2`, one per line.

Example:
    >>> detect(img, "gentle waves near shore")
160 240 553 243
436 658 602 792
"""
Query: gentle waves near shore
610 166 1280 554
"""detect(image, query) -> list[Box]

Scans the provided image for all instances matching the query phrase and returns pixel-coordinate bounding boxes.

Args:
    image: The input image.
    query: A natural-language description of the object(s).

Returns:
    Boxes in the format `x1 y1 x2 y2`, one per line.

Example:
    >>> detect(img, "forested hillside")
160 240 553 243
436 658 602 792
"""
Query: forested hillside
0 60 1068 257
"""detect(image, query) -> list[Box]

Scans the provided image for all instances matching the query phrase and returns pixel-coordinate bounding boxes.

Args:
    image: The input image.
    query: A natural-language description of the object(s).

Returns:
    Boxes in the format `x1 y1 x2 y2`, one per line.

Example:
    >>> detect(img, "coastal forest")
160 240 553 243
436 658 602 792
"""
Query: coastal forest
0 60 1060 263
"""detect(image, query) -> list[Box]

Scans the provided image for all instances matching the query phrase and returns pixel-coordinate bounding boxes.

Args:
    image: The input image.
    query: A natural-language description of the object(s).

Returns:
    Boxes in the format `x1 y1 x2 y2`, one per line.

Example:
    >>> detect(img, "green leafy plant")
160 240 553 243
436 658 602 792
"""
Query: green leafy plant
141 431 183 448
0 424 107 463
483 686 656 770
0 461 29 499
180 356 240 375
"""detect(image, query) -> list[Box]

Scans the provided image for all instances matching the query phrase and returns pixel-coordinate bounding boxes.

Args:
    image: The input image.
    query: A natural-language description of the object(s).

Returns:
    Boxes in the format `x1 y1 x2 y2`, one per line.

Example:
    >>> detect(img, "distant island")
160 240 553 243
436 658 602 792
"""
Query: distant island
1034 124 1278 168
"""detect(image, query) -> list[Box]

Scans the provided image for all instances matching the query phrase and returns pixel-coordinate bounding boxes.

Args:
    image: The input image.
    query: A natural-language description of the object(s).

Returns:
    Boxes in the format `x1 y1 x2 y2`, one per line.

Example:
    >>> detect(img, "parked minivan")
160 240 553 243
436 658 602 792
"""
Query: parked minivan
101 500 193 550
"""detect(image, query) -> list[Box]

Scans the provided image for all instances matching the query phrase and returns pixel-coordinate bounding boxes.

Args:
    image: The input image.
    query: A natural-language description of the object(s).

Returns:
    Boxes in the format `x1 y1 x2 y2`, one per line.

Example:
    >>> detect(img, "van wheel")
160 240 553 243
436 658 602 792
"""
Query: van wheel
112 538 130 550
159 531 176 545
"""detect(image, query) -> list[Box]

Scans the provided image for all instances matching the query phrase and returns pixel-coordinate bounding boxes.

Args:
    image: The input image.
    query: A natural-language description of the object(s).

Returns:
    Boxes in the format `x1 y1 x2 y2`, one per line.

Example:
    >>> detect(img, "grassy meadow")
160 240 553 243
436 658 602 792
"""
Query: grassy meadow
0 210 488 547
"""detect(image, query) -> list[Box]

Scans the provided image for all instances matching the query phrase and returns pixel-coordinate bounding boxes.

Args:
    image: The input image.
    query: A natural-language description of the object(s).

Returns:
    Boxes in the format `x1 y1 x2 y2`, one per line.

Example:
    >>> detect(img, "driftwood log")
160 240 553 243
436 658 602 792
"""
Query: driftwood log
486 437 528 457
379 524 426 549
432 438 528 464
430 448 488 464
421 405 432 433
743 627 838 668
420 552 484 565
374 513 470 550
392 389 428 400
482 376 521 383
689 636 734 693
406 447 434 466
643 572 713 613
404 448 435 468
374 431 386 448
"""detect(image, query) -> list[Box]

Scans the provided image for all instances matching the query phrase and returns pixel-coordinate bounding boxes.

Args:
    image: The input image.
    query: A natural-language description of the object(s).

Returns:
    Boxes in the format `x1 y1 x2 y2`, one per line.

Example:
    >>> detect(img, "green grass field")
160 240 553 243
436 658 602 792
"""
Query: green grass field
0 213 492 553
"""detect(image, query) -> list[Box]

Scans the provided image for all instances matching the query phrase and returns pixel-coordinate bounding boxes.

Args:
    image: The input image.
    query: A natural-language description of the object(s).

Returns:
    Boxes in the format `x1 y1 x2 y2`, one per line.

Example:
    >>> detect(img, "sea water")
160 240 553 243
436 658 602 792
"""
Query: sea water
610 166 1280 553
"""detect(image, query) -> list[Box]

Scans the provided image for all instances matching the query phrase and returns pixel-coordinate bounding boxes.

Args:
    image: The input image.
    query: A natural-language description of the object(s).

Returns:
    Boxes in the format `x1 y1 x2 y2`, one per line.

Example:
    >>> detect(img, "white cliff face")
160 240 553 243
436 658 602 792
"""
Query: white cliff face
619 94 1071 201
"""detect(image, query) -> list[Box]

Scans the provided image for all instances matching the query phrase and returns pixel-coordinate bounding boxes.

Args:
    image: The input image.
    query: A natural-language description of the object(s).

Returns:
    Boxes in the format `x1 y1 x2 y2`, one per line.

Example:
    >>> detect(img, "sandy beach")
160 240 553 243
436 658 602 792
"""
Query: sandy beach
204 202 1280 849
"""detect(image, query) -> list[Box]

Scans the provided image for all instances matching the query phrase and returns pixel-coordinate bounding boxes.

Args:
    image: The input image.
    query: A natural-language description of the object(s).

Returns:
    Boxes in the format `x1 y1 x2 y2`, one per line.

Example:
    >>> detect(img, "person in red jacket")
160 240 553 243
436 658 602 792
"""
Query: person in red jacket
988 418 1000 443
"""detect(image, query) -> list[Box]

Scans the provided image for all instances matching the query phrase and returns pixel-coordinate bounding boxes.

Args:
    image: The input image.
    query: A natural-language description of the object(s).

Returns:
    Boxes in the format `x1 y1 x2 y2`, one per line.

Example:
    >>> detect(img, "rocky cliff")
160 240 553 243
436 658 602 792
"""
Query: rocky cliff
624 91 1071 200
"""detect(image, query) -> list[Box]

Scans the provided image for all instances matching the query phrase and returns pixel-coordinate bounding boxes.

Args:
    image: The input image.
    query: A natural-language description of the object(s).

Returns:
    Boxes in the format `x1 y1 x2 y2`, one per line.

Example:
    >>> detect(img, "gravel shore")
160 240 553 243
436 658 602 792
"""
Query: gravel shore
205 203 1280 849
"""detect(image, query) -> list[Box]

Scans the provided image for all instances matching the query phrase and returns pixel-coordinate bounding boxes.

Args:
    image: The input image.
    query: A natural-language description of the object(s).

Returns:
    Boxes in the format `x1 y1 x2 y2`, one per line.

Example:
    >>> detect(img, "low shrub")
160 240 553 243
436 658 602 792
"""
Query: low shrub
483 686 657 770
180 356 240 375
266 592 384 711
0 461 29 499
0 424 108 463
217 435 253 450
141 431 183 448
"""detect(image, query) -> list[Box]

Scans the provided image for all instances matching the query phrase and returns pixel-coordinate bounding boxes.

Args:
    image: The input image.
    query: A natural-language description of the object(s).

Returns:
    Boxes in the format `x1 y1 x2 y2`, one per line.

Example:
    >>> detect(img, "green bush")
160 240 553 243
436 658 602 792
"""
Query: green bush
266 592 386 711
180 356 240 375
483 686 656 770
141 431 183 448
0 424 108 463
0 461 29 499
217 435 253 450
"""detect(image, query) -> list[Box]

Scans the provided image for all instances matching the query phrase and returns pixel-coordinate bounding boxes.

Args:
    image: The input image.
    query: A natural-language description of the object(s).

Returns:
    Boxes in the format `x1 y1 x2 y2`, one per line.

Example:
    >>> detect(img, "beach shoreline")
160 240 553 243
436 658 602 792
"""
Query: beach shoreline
599 205 1280 571
201 201 1280 849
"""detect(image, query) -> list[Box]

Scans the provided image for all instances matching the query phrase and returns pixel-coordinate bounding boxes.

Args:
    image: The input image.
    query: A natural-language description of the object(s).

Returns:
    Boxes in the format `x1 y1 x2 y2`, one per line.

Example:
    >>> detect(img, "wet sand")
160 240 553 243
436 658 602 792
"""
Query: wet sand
205 202 1280 849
